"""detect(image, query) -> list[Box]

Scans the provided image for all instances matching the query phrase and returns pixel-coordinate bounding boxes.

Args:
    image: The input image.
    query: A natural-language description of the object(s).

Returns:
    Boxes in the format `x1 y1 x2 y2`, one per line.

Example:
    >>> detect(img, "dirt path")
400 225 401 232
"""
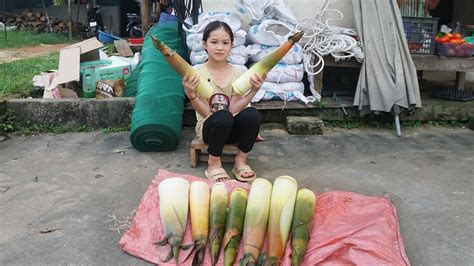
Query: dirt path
0 43 72 63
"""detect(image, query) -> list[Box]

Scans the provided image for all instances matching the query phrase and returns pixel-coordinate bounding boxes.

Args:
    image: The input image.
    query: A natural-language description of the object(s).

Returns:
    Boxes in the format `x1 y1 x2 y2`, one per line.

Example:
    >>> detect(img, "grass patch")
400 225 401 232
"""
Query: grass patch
324 119 469 129
100 125 131 134
1 109 130 135
1 109 90 135
0 31 71 49
0 52 59 98
12 122 93 135
312 100 328 108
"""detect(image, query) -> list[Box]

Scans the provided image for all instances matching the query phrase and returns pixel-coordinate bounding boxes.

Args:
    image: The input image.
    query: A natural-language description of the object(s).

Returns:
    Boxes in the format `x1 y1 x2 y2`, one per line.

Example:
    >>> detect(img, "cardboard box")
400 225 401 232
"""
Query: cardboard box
38 38 132 99
56 38 104 86
80 57 131 98
33 70 78 98
37 38 103 99
96 79 125 98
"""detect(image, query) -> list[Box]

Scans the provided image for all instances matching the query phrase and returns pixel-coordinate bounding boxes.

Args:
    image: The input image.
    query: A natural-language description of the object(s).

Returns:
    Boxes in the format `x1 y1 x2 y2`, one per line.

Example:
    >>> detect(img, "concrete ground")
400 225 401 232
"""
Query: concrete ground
0 126 473 265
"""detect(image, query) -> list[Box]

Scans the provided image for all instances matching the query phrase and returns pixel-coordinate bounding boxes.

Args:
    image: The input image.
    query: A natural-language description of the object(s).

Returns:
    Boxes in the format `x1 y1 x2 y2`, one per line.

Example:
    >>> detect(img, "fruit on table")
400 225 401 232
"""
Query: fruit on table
436 32 474 57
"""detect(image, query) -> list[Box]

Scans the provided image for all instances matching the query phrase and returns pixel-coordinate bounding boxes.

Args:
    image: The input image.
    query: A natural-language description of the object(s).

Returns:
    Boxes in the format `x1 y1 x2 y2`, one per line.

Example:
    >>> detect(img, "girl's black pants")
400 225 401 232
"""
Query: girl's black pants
202 107 261 157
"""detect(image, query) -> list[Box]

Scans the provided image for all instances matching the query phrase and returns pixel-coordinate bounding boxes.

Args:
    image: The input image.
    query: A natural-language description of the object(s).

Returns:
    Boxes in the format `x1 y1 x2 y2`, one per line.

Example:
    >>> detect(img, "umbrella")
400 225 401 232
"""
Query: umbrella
352 0 421 136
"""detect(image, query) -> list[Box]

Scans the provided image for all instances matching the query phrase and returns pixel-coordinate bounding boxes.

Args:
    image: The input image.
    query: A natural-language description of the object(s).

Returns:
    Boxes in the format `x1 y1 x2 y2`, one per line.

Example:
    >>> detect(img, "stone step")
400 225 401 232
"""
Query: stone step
3 95 474 129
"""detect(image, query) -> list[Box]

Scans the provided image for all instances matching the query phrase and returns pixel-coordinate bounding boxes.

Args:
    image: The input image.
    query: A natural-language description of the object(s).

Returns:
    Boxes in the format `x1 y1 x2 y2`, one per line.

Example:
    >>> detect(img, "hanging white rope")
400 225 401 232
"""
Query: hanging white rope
294 0 364 77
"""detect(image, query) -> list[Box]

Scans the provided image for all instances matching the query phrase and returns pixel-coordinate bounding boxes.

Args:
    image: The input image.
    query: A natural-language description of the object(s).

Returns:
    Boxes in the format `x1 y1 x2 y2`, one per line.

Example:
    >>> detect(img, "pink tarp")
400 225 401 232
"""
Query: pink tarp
119 169 410 265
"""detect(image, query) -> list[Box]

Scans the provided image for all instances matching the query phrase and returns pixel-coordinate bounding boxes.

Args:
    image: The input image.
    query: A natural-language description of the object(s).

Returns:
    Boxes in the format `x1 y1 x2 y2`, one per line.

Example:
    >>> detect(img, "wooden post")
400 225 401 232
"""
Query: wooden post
314 72 323 97
141 0 150 37
455 72 466 91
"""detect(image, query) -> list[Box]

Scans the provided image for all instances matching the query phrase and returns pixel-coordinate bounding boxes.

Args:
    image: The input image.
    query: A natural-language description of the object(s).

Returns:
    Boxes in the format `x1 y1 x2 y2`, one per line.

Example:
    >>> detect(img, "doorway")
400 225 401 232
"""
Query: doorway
120 0 140 37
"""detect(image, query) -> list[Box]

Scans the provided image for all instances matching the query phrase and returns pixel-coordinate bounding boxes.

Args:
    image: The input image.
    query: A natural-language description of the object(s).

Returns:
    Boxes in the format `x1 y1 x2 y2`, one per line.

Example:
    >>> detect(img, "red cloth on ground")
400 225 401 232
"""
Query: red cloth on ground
119 169 410 265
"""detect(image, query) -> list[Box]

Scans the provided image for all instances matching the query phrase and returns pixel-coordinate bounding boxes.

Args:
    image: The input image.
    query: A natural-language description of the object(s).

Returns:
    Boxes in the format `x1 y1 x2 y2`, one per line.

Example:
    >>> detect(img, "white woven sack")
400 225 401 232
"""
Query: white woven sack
235 0 298 26
264 63 304 83
247 19 294 46
186 29 247 52
249 43 303 64
185 12 242 34
190 45 249 65
260 81 304 93
251 82 308 103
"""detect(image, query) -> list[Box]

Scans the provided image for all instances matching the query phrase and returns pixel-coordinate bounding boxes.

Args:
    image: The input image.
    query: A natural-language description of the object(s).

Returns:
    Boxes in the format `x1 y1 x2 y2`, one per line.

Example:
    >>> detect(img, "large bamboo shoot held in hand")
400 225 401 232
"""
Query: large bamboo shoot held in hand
232 31 304 96
151 35 214 100
156 177 191 264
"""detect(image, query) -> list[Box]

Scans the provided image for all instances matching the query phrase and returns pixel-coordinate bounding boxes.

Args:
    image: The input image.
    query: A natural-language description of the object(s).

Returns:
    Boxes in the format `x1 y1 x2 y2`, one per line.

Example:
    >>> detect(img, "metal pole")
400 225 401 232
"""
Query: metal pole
68 0 72 40
395 114 402 137
41 0 53 33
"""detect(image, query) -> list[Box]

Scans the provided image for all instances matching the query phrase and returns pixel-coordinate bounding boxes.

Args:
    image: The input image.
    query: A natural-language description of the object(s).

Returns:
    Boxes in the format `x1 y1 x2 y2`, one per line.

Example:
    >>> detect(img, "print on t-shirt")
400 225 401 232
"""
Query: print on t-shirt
209 93 230 113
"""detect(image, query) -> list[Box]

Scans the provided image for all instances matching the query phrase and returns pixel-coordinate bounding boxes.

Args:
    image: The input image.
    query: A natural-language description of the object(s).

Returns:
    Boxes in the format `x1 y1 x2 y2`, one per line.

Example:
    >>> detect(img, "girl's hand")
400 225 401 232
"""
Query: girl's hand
249 73 267 91
183 73 200 99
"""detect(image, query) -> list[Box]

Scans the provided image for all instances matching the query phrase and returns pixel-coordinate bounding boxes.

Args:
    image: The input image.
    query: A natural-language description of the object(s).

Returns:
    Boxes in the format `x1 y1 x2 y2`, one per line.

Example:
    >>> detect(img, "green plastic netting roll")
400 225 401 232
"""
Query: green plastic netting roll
124 62 141 97
130 21 187 151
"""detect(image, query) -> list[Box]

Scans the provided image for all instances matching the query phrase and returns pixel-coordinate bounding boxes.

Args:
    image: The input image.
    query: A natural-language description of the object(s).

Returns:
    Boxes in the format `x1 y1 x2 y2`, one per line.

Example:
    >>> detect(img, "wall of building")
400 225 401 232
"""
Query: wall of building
201 0 356 29
453 0 474 25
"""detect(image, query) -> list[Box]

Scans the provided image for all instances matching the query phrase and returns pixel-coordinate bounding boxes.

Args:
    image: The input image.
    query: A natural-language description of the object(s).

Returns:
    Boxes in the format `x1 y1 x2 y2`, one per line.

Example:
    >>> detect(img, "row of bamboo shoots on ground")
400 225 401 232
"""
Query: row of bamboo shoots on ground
158 176 316 266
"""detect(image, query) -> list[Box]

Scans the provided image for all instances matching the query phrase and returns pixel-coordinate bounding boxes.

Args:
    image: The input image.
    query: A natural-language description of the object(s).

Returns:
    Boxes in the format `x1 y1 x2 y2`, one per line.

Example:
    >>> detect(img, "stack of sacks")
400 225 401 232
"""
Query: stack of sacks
186 12 249 70
247 19 308 104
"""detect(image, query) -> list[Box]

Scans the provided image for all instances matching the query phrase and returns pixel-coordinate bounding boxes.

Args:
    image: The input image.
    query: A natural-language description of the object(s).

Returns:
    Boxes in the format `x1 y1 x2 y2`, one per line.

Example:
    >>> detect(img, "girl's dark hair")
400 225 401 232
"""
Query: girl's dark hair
202 21 234 43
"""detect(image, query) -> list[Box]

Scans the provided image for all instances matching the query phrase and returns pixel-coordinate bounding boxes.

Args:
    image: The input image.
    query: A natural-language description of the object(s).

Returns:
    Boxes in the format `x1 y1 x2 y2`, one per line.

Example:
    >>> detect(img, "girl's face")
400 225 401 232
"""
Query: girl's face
203 27 232 63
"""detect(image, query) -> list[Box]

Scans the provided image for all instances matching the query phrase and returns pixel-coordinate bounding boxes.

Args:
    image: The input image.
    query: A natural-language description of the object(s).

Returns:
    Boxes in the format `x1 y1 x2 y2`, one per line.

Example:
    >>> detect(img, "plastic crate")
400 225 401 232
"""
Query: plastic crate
402 17 438 55
431 88 474 102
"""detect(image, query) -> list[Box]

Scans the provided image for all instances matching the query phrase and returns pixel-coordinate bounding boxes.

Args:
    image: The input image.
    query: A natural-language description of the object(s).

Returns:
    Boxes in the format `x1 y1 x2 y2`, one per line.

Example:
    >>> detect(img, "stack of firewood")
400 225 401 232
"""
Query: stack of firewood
0 11 80 34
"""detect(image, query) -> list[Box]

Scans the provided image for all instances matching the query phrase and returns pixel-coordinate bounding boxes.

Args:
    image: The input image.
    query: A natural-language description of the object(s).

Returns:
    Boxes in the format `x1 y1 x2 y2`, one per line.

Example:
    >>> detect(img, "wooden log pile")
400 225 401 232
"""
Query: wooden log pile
0 10 79 34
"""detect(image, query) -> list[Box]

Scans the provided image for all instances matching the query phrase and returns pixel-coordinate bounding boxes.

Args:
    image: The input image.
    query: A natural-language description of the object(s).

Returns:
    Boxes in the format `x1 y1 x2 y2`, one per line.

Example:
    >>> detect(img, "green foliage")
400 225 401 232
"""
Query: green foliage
1 109 130 135
325 120 362 129
312 100 328 109
1 109 89 135
1 109 16 133
324 119 469 129
103 43 117 54
0 52 59 98
402 120 423 128
100 125 131 134
425 119 469 127
0 31 71 49
3 121 93 136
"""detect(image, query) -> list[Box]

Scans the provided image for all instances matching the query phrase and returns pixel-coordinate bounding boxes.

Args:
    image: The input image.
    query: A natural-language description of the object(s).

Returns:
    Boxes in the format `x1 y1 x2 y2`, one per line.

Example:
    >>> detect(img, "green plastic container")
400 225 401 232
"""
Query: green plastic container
465 37 474 56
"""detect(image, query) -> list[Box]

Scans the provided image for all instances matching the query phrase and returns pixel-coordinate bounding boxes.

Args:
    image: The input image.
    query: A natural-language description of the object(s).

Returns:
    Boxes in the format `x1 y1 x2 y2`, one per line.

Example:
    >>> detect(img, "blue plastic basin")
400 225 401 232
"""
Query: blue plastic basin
98 30 121 44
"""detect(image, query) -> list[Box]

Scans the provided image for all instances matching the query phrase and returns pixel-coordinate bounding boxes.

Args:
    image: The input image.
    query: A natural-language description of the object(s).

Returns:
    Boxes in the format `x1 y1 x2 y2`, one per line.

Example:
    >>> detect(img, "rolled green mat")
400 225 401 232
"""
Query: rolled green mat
130 124 177 151
124 62 141 97
130 20 187 151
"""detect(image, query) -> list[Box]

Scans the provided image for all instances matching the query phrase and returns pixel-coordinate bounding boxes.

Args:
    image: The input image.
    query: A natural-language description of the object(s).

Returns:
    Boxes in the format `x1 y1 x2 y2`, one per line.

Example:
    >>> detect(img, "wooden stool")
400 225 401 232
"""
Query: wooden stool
190 137 239 168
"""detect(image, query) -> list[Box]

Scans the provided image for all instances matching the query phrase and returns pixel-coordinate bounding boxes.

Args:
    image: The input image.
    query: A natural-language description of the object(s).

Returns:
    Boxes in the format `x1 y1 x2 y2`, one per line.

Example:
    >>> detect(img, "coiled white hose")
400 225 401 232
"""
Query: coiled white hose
295 0 364 77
